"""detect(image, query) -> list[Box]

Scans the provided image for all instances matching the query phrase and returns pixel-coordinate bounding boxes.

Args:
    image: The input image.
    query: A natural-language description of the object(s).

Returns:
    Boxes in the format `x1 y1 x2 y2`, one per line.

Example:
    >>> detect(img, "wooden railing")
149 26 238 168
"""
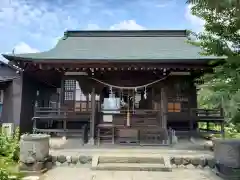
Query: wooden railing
34 107 91 119
32 107 92 142
191 108 224 122
99 109 161 126
101 109 160 114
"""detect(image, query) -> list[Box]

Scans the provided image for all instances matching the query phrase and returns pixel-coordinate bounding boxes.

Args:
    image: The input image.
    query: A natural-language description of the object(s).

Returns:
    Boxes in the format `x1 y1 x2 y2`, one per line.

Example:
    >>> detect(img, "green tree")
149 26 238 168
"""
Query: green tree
187 0 240 10
187 0 240 126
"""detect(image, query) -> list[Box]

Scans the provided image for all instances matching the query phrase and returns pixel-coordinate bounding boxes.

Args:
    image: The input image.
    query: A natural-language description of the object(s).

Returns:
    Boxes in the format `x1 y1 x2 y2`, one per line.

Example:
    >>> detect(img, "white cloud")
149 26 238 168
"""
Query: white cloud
14 42 39 54
185 5 205 32
156 0 176 8
110 20 145 30
0 0 81 35
1 42 39 63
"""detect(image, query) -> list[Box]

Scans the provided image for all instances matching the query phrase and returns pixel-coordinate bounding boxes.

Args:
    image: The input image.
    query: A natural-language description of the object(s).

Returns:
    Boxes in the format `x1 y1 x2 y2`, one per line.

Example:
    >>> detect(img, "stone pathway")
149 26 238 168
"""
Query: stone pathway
39 167 223 180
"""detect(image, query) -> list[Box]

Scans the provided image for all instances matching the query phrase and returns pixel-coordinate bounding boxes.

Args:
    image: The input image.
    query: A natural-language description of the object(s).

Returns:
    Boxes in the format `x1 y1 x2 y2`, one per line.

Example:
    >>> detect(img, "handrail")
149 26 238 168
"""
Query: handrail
191 108 223 117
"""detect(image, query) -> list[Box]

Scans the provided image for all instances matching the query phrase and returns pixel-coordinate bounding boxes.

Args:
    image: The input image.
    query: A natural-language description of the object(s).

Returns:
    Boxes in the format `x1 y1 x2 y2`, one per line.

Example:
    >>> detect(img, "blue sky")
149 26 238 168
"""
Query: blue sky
0 0 204 60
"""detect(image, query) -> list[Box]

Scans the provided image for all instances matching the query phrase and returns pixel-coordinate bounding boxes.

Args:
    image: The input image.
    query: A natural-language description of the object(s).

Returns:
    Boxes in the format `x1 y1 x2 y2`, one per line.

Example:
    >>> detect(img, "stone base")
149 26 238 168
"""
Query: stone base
88 138 95 145
215 163 240 180
214 139 240 168
19 160 53 175
20 168 48 176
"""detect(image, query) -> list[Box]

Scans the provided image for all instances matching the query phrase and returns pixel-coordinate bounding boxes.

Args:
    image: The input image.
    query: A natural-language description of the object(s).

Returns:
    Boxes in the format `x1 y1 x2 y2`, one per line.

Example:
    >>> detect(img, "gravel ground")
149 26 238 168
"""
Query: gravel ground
39 167 222 180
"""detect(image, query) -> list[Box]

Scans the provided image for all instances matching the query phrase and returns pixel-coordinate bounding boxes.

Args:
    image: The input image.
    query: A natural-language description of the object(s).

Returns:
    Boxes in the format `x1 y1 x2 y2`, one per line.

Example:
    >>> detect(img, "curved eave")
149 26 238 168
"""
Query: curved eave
1 54 224 64
2 54 34 62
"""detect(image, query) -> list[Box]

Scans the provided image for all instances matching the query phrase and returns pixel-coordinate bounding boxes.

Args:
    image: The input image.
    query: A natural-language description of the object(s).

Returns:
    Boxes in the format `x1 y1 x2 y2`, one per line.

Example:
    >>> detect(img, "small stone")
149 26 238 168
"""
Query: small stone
57 155 67 164
25 156 36 164
71 156 78 164
207 158 216 169
170 157 175 165
191 158 200 167
51 155 57 163
182 158 191 166
66 156 72 164
46 155 53 162
204 141 214 151
45 161 53 170
79 156 92 164
199 158 207 168
56 161 61 166
174 157 183 167
19 162 44 171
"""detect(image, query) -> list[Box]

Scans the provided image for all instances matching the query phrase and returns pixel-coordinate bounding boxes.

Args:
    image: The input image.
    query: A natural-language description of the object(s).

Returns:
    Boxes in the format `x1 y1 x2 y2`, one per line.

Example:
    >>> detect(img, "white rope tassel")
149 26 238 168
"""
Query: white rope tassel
109 86 113 98
144 87 147 99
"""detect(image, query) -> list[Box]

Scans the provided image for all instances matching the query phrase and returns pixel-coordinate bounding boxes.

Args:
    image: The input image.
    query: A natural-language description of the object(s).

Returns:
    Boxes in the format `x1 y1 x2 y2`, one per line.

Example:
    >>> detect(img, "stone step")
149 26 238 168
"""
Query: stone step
91 155 172 172
98 156 165 164
92 163 172 171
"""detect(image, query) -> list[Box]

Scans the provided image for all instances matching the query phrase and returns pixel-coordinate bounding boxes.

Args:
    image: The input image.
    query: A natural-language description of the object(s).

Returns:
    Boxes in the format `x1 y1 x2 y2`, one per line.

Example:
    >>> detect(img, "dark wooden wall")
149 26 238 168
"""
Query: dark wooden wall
165 76 197 130
19 72 57 134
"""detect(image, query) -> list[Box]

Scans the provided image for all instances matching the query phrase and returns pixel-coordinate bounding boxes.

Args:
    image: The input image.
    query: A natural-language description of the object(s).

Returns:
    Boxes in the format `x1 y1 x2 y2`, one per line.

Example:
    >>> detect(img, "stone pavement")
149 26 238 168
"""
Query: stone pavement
49 138 213 157
40 167 223 180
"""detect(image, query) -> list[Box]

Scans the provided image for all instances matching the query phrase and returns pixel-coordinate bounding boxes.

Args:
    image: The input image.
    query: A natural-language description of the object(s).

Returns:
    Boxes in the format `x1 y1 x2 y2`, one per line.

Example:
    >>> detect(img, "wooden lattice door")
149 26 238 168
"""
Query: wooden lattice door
63 79 76 110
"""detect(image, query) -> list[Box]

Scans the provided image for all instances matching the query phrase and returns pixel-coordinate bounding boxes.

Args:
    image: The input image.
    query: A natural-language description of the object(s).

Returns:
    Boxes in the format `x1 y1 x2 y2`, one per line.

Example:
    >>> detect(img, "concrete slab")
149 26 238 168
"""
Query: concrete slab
49 138 212 157
40 167 223 180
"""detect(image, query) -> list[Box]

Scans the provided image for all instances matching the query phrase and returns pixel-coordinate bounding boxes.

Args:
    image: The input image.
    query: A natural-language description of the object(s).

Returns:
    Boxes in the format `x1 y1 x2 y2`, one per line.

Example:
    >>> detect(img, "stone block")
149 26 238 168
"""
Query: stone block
214 139 240 168
57 155 67 164
207 158 216 169
79 156 92 164
71 156 78 164
182 158 191 166
199 158 207 168
191 158 201 167
19 162 44 172
215 163 240 180
20 134 50 163
66 156 72 164
45 162 53 170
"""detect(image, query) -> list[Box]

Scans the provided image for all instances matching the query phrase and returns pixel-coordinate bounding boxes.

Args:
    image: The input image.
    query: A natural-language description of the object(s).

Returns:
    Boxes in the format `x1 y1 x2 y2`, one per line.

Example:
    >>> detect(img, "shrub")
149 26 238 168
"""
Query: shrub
0 127 22 179
0 127 20 162
199 122 240 139
0 158 23 180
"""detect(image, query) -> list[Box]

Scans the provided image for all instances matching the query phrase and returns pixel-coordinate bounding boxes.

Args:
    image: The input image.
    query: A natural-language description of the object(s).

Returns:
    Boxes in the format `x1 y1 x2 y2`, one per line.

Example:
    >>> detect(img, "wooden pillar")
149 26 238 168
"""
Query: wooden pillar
60 78 64 105
58 78 64 114
206 121 210 131
160 87 167 129
89 87 96 145
160 87 168 144
221 122 225 139
189 117 194 139
19 72 38 134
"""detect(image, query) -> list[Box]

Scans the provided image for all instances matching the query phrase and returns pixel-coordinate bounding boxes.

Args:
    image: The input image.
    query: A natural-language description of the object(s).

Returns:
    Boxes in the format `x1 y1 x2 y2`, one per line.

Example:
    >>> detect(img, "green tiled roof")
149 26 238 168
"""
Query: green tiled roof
2 30 220 62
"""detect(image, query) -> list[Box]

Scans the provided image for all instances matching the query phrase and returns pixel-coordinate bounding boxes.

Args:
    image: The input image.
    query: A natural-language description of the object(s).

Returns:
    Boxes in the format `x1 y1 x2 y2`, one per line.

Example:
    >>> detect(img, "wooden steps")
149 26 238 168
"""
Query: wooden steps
91 155 172 172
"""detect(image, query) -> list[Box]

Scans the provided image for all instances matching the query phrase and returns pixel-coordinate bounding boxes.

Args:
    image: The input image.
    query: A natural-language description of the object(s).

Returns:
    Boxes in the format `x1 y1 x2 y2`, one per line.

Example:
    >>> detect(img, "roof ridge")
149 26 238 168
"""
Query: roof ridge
64 30 187 38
